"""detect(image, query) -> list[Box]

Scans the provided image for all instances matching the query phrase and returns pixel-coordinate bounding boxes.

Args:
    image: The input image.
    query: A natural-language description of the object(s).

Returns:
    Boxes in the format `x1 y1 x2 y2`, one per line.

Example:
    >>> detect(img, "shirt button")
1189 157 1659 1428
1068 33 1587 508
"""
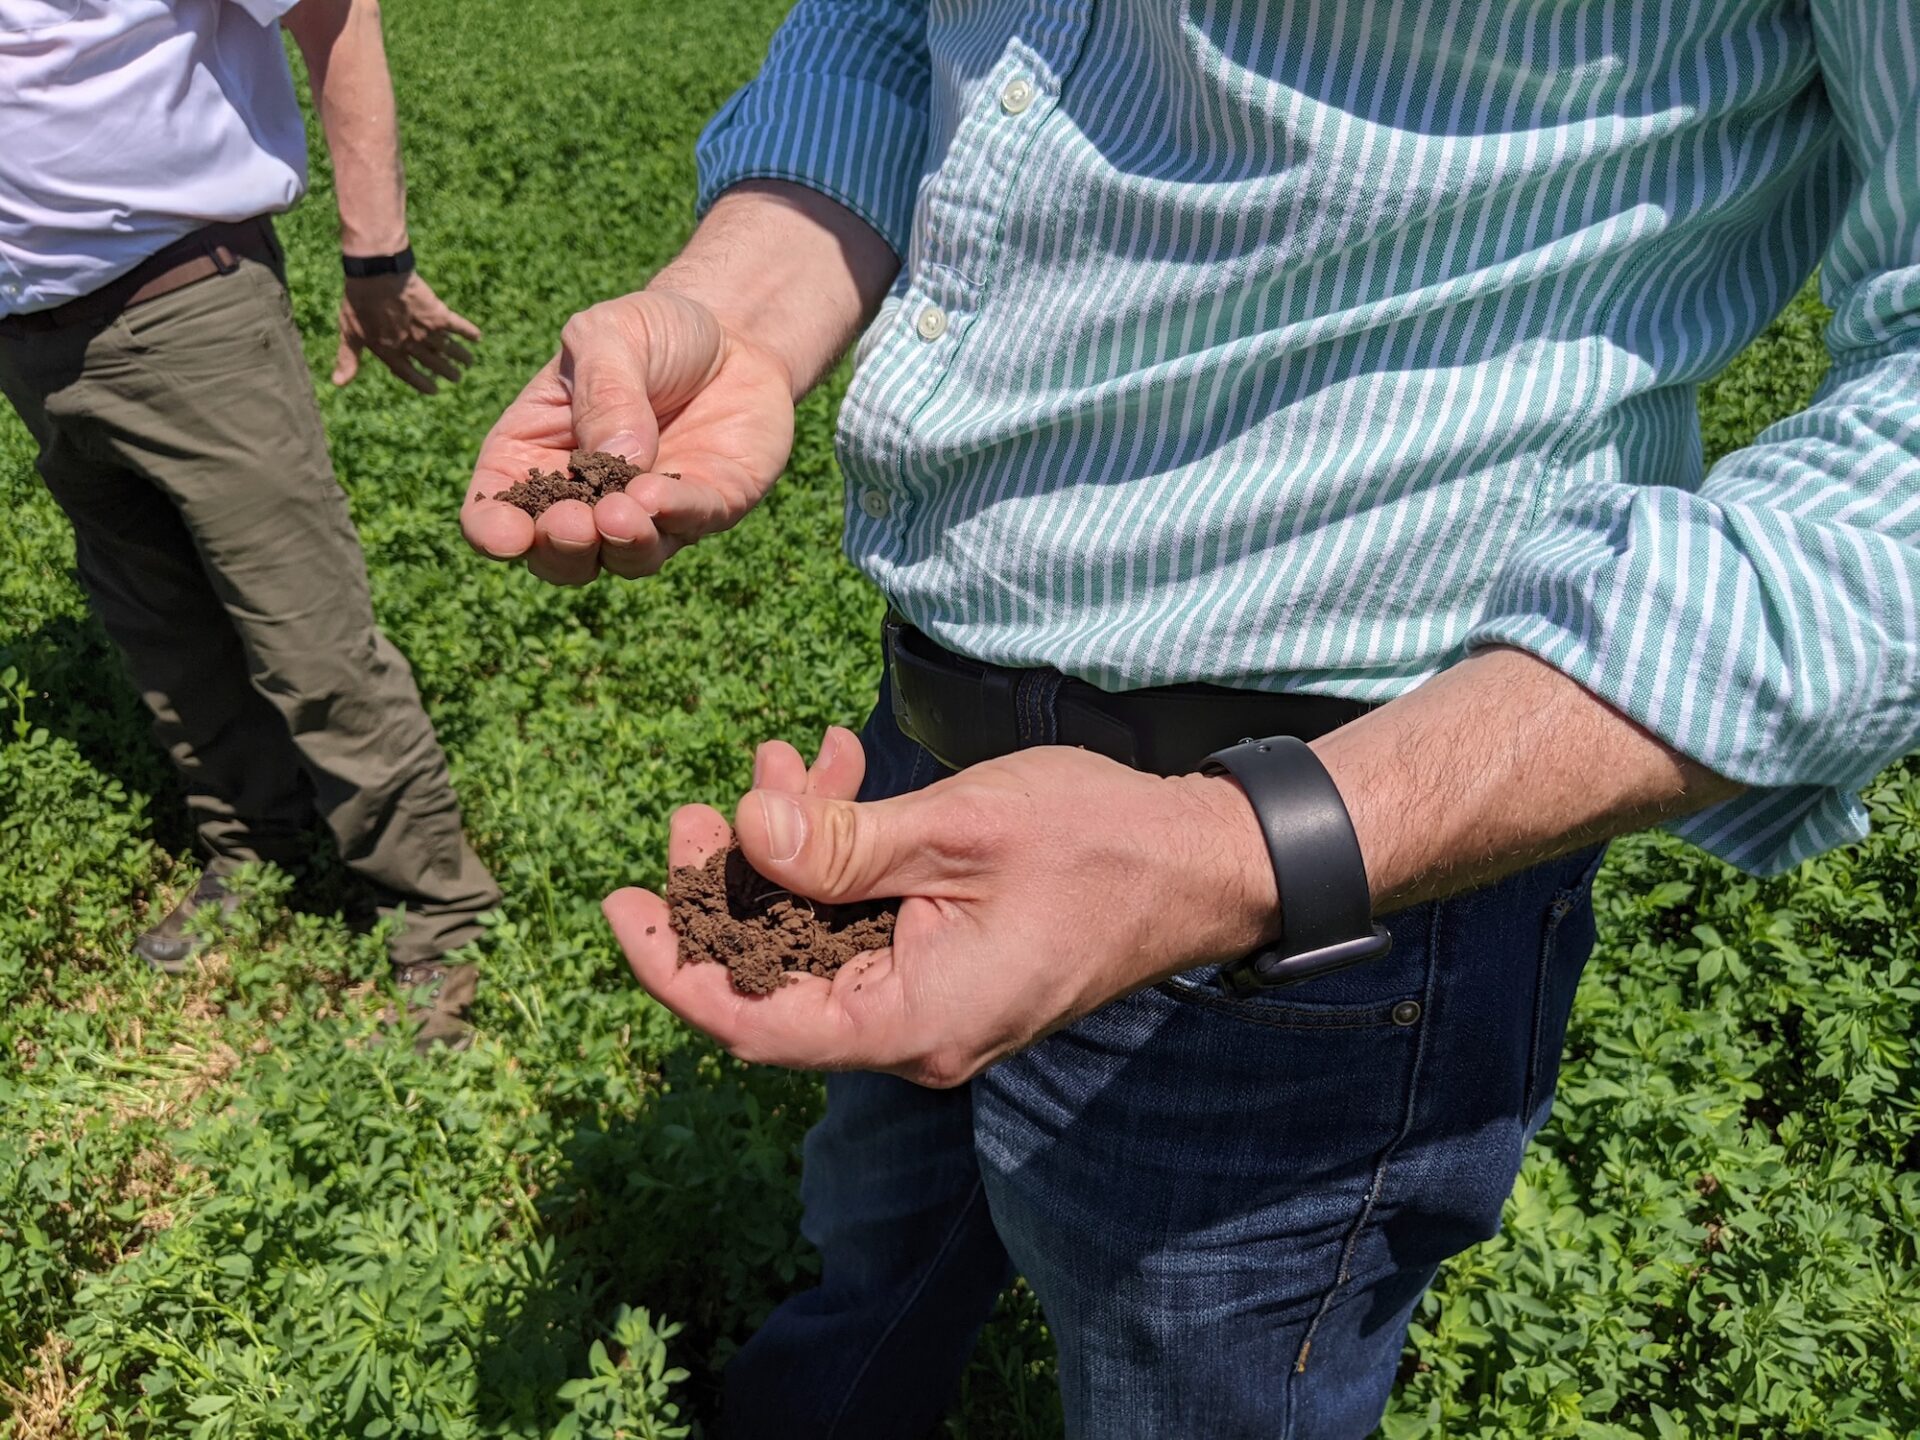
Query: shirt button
915 305 949 341
1000 75 1036 115
859 488 892 519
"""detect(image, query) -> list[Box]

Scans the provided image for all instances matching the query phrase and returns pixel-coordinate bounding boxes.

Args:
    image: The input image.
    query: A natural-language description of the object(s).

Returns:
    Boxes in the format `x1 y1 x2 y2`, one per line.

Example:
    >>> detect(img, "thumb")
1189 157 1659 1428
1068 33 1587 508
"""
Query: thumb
557 317 661 469
735 789 954 905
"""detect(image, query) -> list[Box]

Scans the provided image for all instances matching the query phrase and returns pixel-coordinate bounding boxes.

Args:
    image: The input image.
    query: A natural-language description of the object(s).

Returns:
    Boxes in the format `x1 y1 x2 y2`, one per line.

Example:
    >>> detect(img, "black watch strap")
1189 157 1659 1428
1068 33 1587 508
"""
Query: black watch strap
1202 735 1390 994
341 245 415 279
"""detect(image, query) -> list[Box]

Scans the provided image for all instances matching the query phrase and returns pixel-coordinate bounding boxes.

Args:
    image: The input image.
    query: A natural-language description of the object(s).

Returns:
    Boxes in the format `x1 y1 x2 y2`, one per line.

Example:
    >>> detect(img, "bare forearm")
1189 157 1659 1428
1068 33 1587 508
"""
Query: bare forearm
286 0 408 255
1311 647 1742 911
1192 645 1743 948
648 181 900 401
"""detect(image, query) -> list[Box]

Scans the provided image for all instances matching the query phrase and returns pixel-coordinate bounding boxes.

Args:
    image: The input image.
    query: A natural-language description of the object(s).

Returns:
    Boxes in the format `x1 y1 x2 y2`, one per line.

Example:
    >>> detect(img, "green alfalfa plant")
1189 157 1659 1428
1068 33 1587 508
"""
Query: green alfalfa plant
550 1306 693 1440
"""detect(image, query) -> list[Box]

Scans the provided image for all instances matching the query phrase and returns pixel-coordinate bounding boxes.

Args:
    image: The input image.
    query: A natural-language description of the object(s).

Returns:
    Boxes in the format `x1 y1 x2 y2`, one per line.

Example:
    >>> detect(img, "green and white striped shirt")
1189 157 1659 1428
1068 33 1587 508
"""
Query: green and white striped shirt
697 0 1920 875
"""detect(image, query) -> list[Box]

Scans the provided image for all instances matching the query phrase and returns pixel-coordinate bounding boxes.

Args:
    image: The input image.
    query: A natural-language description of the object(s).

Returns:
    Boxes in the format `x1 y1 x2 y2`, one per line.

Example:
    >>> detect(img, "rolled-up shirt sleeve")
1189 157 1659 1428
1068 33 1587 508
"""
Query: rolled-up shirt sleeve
695 0 932 260
1467 0 1920 875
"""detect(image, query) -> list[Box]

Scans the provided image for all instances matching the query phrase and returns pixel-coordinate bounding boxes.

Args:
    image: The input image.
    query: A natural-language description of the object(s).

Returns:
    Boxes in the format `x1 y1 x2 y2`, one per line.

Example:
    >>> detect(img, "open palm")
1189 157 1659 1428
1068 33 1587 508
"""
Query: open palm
462 289 795 585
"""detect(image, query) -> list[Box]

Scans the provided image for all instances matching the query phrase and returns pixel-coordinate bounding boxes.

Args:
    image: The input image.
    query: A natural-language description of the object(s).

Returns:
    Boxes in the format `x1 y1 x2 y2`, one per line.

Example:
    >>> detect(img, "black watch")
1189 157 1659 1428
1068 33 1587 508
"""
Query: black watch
341 245 415 279
1201 735 1391 994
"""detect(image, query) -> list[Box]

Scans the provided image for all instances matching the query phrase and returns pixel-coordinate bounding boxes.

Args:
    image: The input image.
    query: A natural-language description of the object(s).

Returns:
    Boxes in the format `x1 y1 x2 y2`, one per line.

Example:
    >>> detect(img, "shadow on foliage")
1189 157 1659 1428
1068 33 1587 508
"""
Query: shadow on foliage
1 612 190 852
470 1046 825 1434
1 611 369 924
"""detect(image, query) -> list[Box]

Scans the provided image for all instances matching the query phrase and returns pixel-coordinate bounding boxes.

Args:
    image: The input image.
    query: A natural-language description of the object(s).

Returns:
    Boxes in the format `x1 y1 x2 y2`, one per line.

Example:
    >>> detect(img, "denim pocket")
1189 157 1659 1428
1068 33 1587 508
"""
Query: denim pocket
1155 970 1425 1033
1156 896 1435 1029
1521 845 1607 1128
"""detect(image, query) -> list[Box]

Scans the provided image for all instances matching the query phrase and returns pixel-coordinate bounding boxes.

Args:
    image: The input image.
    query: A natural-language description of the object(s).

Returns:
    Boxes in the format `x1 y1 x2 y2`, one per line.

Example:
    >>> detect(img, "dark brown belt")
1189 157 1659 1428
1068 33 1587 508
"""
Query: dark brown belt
884 615 1374 778
0 217 279 335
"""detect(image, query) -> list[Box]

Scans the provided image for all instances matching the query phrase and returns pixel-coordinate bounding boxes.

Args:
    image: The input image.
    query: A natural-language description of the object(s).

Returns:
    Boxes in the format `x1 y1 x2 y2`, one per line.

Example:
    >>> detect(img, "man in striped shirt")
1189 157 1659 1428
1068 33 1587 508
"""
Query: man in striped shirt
465 2 1919 1434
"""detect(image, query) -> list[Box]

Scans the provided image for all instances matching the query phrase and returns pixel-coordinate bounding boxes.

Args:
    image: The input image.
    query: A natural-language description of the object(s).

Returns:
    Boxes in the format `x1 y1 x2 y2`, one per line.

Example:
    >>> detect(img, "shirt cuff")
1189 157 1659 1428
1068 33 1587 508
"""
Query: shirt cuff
695 73 929 261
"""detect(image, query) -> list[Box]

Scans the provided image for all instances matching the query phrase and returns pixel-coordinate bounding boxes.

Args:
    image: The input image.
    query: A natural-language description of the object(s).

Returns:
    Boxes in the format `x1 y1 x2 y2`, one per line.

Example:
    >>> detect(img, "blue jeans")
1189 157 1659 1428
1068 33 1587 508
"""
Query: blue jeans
724 680 1605 1439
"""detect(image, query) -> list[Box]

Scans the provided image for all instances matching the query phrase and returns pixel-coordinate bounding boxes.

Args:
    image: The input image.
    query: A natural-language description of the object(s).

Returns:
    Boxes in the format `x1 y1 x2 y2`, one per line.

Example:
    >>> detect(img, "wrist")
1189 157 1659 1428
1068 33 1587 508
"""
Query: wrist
341 244 414 279
339 221 410 254
648 180 897 400
1174 771 1284 959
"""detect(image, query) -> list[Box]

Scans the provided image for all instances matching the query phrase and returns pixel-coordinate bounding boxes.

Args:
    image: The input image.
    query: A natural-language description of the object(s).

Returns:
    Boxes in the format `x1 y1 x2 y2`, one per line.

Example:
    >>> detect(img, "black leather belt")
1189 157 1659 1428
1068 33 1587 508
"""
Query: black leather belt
884 615 1373 777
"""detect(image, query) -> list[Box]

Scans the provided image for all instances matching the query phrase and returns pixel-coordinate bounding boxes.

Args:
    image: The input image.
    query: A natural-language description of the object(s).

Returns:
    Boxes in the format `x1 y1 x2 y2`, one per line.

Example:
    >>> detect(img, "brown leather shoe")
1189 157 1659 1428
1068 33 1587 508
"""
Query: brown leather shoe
135 873 241 973
390 960 478 1052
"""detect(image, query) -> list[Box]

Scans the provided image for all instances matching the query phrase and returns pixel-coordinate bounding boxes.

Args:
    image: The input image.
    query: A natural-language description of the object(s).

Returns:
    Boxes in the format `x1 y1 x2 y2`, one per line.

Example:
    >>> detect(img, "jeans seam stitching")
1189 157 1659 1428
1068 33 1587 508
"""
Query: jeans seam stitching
903 733 932 793
1521 846 1605 1119
1524 892 1575 1119
1283 900 1442 1436
823 1173 993 1439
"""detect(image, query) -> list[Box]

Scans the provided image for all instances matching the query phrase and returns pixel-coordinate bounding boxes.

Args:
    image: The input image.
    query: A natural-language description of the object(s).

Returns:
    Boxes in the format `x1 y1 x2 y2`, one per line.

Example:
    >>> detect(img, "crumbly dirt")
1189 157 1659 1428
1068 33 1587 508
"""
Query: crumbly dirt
491 449 671 518
667 844 898 995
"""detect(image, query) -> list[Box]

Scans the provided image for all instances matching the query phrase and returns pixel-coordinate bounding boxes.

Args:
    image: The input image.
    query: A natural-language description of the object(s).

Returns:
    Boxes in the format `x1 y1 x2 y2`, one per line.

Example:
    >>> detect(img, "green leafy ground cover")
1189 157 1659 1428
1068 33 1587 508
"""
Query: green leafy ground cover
0 2 1914 1435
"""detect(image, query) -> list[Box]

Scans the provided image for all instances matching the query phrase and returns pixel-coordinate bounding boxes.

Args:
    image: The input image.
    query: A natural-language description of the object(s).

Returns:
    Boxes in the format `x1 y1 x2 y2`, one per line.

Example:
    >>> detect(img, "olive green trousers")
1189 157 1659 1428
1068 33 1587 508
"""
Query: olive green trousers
0 237 498 965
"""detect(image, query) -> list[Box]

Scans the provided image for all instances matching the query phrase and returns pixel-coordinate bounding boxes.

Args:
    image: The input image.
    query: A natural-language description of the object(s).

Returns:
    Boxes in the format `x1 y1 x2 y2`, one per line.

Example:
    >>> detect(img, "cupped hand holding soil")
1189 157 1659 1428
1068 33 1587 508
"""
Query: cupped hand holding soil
491 449 680 519
668 844 898 995
604 727 888 1003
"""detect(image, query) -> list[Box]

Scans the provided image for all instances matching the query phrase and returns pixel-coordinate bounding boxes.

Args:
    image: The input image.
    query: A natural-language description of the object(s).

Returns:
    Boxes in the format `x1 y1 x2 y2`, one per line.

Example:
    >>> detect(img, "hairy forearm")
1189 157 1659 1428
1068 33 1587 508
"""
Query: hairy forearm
1309 647 1743 912
648 181 900 401
1193 645 1745 946
286 0 408 255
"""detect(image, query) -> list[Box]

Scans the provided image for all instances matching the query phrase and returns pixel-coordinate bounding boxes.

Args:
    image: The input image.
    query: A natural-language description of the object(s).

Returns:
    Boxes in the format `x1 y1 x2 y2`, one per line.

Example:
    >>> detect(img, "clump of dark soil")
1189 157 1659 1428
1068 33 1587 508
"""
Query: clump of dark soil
667 844 897 995
492 448 658 518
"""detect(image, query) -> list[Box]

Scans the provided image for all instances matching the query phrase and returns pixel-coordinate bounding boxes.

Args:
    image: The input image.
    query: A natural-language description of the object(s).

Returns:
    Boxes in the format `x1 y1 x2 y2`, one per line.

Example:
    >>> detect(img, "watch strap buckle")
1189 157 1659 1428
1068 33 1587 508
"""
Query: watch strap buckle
1218 925 1393 995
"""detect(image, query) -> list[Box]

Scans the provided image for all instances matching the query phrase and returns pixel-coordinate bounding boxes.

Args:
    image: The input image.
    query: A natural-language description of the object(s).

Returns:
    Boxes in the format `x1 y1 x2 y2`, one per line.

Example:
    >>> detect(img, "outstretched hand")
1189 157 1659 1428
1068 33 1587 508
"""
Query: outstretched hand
603 730 1282 1088
336 272 480 394
462 289 796 586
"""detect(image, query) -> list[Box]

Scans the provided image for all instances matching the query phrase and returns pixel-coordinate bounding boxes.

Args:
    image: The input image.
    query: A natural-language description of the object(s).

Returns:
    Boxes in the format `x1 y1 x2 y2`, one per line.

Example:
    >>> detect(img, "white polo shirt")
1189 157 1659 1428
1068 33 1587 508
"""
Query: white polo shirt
0 0 307 316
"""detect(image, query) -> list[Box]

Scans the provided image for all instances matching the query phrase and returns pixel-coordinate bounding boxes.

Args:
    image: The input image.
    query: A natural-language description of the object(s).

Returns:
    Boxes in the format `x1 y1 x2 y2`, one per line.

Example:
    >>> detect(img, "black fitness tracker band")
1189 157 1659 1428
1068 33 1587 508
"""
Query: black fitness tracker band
341 245 415 279
1201 735 1391 994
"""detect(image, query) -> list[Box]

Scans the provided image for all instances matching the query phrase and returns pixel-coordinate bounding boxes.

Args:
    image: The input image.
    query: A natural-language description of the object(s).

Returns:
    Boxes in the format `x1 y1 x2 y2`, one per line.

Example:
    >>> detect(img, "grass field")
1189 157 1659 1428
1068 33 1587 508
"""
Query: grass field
2 2 1917 1436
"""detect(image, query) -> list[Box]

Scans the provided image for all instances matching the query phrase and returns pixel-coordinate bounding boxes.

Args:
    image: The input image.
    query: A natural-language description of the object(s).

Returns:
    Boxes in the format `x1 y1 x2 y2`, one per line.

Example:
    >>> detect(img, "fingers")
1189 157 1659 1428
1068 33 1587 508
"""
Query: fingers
668 803 732 869
410 342 465 384
627 470 735 543
751 726 865 804
463 497 536 560
592 490 680 579
524 499 600 586
589 469 736 578
440 307 483 343
753 740 809 794
734 786 955 904
465 359 571 560
609 776 946 1077
379 350 439 395
439 337 477 368
807 726 867 799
